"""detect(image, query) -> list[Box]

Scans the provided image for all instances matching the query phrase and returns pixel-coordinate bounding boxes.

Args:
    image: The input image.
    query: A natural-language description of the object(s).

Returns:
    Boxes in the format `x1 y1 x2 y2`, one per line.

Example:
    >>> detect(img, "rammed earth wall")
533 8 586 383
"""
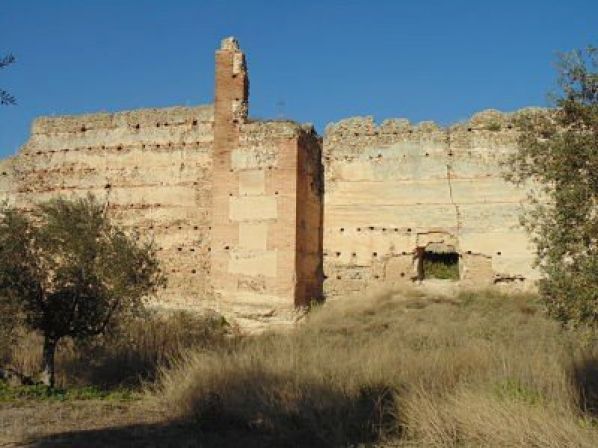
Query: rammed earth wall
5 106 215 308
322 110 537 298
0 38 539 329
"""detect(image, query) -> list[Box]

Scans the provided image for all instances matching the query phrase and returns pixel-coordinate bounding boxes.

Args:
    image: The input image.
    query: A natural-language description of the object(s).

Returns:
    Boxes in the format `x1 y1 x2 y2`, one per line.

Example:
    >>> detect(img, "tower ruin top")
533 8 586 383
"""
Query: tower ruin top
220 36 241 51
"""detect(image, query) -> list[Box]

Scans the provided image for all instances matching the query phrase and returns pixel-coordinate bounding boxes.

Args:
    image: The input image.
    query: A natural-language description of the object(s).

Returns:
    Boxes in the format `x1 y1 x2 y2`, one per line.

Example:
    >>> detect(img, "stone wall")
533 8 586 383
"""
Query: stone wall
0 37 543 329
322 109 538 297
7 105 216 309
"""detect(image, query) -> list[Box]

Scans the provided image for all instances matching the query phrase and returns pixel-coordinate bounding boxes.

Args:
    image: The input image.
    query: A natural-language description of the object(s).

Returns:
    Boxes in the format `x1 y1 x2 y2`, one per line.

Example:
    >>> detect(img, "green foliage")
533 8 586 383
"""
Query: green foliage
0 195 165 385
423 253 460 280
0 195 165 340
485 121 502 131
0 53 16 105
493 379 544 405
0 382 138 402
505 47 598 327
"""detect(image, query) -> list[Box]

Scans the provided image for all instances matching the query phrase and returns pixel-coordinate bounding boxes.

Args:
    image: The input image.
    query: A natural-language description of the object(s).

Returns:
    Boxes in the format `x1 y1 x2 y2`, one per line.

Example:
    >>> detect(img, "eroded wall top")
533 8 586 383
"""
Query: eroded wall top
7 103 216 309
322 109 542 298
0 31 549 329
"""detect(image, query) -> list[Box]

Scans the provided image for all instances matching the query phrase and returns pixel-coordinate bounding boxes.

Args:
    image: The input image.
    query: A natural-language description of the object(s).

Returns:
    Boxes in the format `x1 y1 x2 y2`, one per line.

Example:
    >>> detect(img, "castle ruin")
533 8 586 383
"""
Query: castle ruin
0 38 538 329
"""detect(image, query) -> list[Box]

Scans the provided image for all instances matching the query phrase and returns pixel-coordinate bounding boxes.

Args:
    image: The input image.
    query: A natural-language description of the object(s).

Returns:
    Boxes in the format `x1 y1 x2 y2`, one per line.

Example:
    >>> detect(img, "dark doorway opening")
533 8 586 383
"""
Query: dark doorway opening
417 249 460 280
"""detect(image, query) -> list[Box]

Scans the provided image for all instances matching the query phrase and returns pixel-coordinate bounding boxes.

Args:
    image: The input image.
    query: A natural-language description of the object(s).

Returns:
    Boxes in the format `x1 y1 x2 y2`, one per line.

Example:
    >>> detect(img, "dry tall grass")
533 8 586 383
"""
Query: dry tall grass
153 289 598 447
3 310 230 388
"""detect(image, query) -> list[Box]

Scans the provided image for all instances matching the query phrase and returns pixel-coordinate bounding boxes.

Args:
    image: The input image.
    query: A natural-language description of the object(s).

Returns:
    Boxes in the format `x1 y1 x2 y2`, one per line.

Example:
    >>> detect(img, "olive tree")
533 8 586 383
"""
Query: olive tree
505 47 597 326
0 195 165 387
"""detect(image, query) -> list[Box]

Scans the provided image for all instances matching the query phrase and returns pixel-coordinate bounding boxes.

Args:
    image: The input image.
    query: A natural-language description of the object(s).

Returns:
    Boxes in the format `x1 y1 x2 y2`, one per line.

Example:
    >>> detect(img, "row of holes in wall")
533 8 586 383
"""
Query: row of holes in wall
325 153 441 161
104 179 209 189
158 269 200 275
339 226 413 233
129 224 210 231
22 141 209 156
11 199 190 210
228 191 280 196
79 120 202 133
228 166 276 172
19 181 261 196
336 229 504 251
18 166 210 177
324 149 497 162
20 181 208 192
325 274 396 280
325 250 503 257
24 146 483 160
156 247 211 253
208 246 502 257
131 222 209 254
329 274 525 282
332 125 514 137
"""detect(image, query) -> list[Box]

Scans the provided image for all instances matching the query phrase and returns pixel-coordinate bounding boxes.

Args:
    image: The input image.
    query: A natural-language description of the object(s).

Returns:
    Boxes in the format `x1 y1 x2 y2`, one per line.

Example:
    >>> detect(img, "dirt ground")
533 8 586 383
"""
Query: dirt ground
0 399 325 448
0 400 202 448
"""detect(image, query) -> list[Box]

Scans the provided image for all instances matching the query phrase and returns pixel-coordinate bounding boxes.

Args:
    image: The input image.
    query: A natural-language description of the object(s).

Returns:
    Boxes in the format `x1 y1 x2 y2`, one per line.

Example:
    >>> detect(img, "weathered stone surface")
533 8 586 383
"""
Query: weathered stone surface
209 39 323 325
5 104 215 311
0 38 543 330
322 111 540 298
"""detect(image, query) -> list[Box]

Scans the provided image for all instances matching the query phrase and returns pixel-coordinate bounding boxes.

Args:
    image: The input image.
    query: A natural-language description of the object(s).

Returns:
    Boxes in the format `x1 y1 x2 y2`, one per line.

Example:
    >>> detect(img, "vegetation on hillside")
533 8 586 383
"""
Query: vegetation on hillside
152 289 598 447
506 47 598 327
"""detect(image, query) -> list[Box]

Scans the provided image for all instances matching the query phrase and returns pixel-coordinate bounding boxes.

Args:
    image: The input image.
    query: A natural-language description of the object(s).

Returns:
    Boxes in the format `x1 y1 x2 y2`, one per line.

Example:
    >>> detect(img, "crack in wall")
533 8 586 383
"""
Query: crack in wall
446 129 461 237
446 166 462 235
446 131 462 235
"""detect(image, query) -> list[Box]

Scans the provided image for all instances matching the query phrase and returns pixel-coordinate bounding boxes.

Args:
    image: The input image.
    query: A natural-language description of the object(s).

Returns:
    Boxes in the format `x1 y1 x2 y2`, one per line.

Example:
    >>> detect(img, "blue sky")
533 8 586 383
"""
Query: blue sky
0 0 596 156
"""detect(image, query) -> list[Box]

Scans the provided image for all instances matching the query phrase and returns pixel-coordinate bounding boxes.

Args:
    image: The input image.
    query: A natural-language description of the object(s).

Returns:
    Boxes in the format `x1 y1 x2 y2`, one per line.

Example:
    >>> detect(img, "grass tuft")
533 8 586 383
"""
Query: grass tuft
2 310 230 389
151 289 598 447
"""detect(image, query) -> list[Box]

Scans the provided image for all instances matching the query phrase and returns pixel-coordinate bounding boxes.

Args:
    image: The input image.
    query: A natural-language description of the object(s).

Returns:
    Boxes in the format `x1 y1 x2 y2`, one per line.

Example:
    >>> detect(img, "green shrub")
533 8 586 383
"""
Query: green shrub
423 253 460 280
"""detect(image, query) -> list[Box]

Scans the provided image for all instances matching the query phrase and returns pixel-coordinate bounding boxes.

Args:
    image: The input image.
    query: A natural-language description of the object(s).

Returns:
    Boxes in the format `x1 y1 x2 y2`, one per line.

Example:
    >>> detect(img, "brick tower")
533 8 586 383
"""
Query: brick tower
211 37 323 326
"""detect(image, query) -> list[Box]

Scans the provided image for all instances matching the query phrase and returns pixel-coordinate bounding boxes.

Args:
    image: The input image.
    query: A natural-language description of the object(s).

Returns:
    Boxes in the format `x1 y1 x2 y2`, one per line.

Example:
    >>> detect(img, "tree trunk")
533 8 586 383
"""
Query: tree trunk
41 336 57 388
